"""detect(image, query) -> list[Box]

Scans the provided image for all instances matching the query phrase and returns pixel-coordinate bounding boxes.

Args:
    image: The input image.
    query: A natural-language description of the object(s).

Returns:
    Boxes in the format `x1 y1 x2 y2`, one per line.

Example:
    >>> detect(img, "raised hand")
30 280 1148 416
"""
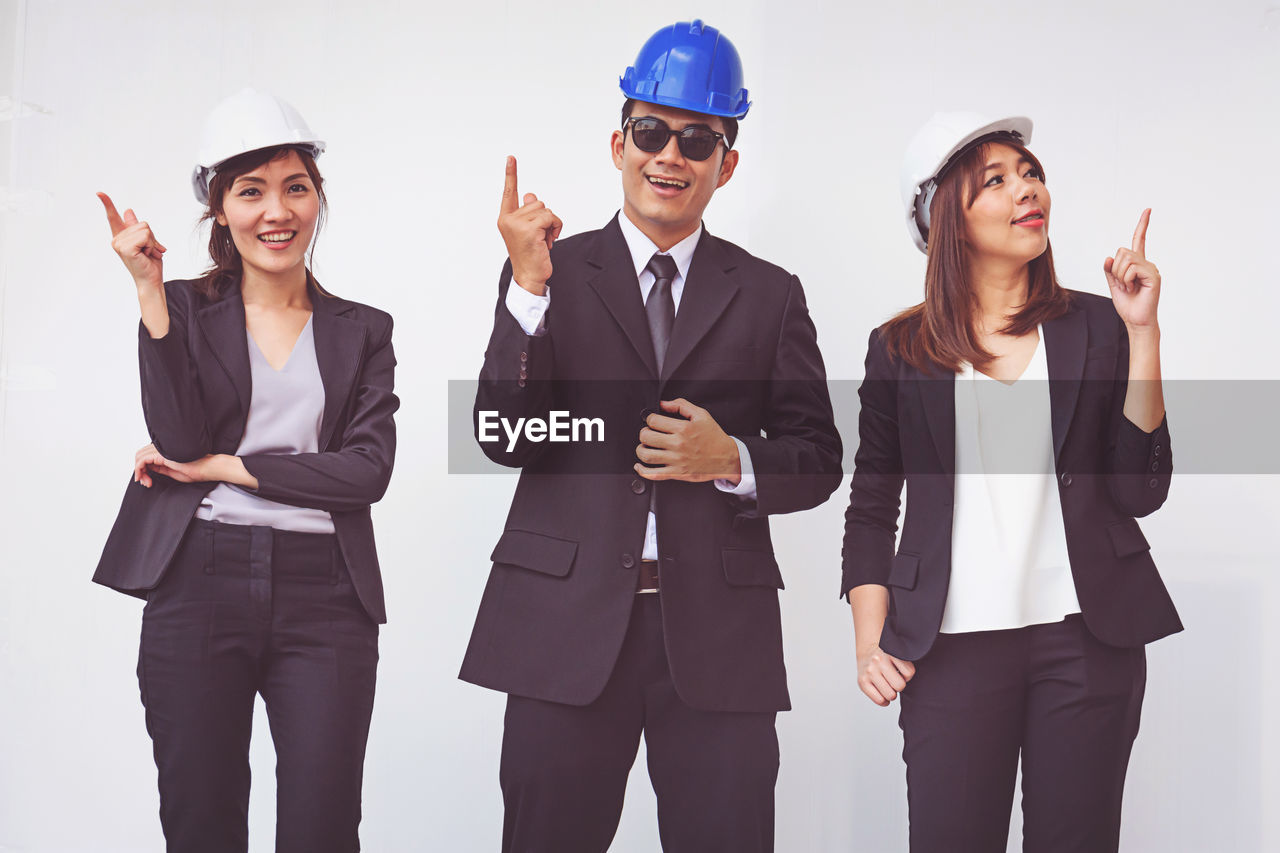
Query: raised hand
496 156 562 295
98 192 167 293
1104 208 1160 330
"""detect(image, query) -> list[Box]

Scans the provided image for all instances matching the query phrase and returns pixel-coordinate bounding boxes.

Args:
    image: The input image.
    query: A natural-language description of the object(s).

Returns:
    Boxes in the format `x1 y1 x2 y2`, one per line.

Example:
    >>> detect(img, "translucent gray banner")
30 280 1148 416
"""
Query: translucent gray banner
448 379 1277 475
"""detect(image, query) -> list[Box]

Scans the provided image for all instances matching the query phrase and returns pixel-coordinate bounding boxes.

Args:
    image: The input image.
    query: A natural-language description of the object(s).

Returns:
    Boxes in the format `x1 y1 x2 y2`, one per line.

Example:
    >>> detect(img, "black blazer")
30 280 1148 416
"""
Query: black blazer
93 279 398 623
460 216 843 713
841 290 1182 661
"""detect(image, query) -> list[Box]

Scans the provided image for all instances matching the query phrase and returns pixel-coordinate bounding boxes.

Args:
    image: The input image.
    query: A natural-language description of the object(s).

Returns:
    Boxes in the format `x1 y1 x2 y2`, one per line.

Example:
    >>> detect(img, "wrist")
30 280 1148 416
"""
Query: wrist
208 454 242 483
135 278 165 298
719 434 742 484
512 271 548 296
199 454 226 481
1126 325 1162 357
856 639 881 659
1125 322 1160 340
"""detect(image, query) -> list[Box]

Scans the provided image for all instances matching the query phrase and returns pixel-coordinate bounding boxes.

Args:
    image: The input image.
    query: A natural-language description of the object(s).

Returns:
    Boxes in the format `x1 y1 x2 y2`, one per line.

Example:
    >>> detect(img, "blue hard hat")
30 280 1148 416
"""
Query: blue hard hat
620 20 751 120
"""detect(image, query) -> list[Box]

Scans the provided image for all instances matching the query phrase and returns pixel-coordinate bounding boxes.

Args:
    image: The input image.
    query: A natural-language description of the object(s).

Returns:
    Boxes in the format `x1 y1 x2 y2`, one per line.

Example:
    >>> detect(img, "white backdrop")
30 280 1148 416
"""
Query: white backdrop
2 0 1278 850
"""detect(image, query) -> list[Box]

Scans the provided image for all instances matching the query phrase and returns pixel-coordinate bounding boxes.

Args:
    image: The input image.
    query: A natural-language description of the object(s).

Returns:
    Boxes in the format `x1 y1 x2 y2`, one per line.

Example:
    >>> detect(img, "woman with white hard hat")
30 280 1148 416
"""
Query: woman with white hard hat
93 88 397 852
840 111 1180 851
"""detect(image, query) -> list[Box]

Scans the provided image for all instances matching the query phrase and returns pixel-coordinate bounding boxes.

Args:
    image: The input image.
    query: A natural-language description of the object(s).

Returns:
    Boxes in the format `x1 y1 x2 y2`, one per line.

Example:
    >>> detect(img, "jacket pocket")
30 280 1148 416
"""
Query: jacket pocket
490 529 578 578
887 553 920 590
1107 518 1151 558
722 548 785 589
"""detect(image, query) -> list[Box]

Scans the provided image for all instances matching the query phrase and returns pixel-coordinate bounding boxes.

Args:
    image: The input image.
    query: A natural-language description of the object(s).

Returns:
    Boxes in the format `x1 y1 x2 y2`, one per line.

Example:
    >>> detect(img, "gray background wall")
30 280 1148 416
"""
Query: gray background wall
2 0 1277 849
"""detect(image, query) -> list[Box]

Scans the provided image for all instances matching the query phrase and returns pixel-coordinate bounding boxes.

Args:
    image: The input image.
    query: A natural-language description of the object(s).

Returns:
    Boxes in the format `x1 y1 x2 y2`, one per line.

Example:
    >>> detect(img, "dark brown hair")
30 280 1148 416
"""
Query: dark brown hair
882 138 1071 374
194 145 327 300
621 98 739 151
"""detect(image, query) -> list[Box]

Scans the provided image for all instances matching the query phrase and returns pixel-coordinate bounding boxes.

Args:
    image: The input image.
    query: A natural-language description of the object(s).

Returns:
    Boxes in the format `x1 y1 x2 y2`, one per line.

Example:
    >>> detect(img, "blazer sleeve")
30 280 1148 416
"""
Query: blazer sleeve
240 313 398 513
840 327 905 597
137 281 211 462
1105 317 1172 517
472 259 557 467
734 275 844 518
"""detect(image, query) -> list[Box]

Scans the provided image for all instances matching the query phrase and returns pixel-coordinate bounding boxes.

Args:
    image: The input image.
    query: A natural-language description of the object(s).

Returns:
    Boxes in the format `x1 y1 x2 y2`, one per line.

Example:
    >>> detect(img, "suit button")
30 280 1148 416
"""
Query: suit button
1153 444 1162 456
1060 472 1073 487
519 351 528 362
519 368 528 379
1148 478 1159 489
621 553 635 569
1150 461 1159 472
517 378 526 388
630 478 647 494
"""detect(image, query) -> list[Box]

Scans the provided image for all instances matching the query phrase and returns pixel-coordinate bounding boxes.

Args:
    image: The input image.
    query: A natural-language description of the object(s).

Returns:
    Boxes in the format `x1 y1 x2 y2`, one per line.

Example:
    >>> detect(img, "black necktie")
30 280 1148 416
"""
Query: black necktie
644 253 678 374
642 254 679 534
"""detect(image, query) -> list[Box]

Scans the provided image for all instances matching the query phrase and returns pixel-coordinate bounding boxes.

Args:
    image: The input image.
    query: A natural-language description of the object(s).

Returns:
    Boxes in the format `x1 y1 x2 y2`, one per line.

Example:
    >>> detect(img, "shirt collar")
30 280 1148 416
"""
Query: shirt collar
616 210 702 282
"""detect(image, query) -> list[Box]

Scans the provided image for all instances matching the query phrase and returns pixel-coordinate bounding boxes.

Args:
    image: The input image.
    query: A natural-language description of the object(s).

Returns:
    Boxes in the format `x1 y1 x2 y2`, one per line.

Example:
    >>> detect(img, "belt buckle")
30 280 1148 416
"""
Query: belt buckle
637 559 660 594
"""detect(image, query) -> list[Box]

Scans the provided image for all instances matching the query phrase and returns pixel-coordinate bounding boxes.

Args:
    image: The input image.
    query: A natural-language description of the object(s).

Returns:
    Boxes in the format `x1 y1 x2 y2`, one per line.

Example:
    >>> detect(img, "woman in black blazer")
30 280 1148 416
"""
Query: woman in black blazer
842 113 1181 852
93 89 397 852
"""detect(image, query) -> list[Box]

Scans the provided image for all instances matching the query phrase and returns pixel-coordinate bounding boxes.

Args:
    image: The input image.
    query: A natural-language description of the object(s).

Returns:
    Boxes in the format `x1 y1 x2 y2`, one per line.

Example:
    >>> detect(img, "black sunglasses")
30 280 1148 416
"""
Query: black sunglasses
623 117 729 161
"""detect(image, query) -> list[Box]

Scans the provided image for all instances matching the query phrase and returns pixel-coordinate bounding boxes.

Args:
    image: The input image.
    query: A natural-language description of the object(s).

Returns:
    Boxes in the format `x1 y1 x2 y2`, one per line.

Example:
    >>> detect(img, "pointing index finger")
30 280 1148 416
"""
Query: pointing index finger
1131 208 1151 255
500 156 519 216
97 192 126 235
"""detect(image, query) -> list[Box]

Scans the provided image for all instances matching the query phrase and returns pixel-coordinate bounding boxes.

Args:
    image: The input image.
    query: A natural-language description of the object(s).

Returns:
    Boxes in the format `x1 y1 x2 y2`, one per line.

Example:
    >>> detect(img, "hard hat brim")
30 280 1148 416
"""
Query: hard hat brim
619 81 752 120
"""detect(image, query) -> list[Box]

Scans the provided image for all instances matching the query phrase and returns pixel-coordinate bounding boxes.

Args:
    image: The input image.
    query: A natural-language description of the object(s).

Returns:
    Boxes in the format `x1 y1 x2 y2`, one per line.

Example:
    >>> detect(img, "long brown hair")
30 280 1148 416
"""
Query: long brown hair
883 138 1071 374
193 145 327 300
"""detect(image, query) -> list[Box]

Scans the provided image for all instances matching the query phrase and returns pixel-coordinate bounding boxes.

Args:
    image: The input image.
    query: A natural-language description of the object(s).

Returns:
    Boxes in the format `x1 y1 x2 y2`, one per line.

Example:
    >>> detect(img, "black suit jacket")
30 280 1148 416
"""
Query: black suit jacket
460 216 843 713
841 289 1182 661
93 279 398 623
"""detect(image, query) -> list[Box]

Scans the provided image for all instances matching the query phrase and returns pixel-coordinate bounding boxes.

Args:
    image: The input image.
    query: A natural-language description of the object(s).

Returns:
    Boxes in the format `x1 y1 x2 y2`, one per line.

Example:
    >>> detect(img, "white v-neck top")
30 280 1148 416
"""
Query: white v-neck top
941 326 1080 633
196 316 335 533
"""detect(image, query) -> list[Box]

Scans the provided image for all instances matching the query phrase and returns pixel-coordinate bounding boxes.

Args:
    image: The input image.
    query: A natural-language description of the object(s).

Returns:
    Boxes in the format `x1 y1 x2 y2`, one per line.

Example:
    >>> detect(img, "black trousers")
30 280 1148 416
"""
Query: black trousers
137 519 379 853
898 614 1146 853
500 594 779 853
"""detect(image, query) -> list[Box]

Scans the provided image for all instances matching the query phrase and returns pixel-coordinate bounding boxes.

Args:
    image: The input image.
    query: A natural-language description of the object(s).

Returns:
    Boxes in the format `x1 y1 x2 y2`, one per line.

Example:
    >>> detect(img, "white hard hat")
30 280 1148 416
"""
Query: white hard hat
191 88 325 204
900 111 1032 254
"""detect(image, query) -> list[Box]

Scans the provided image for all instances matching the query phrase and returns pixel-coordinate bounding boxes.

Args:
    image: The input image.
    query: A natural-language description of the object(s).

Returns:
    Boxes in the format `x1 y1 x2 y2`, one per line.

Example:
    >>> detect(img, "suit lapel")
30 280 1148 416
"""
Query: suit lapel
196 288 252 417
660 229 740 385
310 284 367 450
1042 304 1087 462
585 216 659 377
917 364 956 476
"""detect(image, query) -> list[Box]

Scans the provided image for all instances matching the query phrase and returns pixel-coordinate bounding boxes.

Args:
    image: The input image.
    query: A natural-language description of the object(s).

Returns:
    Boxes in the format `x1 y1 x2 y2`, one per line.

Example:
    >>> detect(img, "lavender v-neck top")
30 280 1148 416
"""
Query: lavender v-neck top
196 316 335 533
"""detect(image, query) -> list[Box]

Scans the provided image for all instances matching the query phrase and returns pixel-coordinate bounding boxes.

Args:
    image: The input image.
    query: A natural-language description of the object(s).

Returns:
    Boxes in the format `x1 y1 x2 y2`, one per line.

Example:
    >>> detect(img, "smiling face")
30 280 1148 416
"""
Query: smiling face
214 149 320 283
961 142 1051 268
611 103 739 251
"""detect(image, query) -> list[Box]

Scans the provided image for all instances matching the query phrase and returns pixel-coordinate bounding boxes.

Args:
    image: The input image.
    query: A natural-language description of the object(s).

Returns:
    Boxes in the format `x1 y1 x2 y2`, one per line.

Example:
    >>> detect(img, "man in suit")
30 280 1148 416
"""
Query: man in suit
461 20 842 851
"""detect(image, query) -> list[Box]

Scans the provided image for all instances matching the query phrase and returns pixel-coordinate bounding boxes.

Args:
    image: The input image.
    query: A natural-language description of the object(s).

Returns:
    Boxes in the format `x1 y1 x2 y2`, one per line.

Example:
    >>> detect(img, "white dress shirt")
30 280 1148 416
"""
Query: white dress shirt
941 327 1081 633
504 211 758 561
